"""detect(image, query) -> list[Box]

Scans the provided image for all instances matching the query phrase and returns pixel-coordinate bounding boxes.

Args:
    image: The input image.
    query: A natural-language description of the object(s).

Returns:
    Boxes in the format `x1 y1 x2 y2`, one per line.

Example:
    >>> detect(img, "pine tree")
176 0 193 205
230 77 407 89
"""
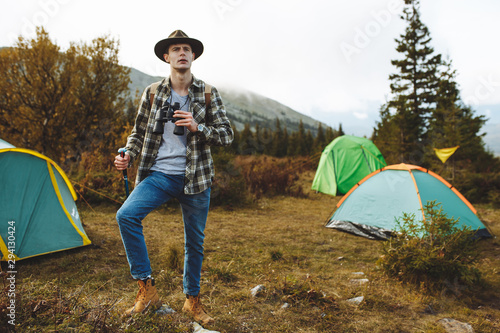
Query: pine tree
427 60 489 174
325 126 337 144
313 123 326 153
254 123 263 154
304 130 314 156
239 123 254 155
338 123 345 136
261 127 273 155
375 0 442 164
281 126 289 157
373 104 404 164
294 120 308 156
228 125 240 155
271 118 283 157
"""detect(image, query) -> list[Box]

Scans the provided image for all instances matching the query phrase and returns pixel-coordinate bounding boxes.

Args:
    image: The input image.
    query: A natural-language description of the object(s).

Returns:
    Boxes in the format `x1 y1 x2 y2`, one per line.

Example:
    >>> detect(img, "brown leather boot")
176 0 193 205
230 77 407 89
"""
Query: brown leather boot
182 294 214 325
123 278 161 317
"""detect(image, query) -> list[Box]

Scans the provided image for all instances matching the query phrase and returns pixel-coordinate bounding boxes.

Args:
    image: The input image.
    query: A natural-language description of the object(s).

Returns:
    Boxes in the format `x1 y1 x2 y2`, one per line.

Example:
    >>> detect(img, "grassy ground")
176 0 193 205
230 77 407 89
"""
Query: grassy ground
1 174 499 332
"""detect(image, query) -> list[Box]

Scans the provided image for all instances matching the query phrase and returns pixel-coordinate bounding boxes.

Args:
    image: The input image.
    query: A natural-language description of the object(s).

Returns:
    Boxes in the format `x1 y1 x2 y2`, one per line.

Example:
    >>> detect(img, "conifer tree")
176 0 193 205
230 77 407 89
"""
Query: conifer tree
313 123 326 153
281 126 289 157
304 130 314 156
254 123 263 154
261 127 273 155
325 126 337 144
338 123 345 137
292 120 308 156
271 118 283 157
375 0 441 164
373 105 404 164
228 125 240 155
427 60 488 174
239 123 254 155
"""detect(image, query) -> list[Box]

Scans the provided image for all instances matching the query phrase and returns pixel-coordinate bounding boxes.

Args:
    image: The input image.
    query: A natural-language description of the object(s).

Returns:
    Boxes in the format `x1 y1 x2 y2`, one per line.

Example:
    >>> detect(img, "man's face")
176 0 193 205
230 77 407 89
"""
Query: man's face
164 43 195 70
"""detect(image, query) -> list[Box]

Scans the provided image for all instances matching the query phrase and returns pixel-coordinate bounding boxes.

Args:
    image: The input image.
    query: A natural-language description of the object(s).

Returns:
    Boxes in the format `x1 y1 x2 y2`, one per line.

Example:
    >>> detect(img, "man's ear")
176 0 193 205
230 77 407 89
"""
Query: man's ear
163 53 170 63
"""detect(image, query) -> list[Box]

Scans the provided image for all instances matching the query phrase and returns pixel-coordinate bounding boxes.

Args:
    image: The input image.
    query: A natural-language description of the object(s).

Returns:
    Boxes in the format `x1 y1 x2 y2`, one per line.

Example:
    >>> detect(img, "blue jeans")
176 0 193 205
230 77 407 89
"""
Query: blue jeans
116 171 210 296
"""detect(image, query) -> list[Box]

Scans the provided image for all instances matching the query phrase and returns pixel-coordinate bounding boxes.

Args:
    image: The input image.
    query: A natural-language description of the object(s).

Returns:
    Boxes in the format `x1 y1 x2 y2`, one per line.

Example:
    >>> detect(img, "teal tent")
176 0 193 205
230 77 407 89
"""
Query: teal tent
326 163 492 240
312 135 386 196
0 139 91 261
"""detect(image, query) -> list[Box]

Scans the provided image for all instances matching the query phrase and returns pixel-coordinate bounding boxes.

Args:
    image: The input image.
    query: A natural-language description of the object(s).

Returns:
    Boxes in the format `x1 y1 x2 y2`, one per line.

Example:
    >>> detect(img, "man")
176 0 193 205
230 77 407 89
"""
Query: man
114 30 233 325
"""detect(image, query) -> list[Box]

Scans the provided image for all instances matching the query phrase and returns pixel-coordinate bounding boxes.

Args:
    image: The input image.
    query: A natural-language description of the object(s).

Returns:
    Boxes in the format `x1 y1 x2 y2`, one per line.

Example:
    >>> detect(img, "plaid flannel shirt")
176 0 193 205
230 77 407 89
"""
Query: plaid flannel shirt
125 75 233 194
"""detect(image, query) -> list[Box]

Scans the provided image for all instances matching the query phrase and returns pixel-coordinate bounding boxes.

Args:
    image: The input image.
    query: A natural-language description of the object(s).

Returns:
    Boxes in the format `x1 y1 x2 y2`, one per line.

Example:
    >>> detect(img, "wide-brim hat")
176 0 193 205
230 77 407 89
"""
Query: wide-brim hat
154 30 204 63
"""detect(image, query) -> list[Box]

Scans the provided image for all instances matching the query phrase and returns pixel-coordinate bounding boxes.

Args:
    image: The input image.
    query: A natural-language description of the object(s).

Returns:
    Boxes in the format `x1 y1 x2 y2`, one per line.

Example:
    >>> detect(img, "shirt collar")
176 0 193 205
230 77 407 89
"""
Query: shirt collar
161 75 202 92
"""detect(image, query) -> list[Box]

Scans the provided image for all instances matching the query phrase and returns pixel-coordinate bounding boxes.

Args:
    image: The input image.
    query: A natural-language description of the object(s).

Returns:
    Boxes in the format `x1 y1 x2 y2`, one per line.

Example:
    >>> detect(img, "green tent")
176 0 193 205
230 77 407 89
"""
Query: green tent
0 139 91 261
311 135 386 196
326 163 492 239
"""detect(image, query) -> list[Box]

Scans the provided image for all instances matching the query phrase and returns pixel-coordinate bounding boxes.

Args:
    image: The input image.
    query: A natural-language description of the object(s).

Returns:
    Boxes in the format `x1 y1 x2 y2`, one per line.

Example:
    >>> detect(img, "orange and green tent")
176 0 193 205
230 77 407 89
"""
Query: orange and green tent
326 163 492 240
0 139 91 261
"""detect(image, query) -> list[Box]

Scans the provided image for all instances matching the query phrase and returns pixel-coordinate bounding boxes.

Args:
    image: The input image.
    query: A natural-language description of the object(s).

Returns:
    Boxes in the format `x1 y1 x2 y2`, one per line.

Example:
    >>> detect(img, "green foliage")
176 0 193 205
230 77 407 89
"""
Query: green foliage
235 117 338 158
375 0 442 163
425 61 490 174
455 171 500 207
378 201 481 292
373 0 494 173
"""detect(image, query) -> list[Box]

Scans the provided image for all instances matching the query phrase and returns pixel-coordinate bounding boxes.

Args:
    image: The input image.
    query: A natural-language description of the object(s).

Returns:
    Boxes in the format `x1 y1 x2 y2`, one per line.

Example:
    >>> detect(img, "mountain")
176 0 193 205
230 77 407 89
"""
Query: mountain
127 68 325 135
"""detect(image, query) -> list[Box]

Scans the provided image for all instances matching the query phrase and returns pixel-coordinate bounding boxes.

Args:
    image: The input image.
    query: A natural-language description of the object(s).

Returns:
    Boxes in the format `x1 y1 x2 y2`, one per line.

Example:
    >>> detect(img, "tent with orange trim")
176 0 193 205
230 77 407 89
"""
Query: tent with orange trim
0 138 91 261
326 163 492 240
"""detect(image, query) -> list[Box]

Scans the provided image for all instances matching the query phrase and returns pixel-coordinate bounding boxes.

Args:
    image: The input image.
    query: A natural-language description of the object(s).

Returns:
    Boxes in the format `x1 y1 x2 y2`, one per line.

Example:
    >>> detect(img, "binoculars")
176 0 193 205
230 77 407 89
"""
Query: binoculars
153 102 184 136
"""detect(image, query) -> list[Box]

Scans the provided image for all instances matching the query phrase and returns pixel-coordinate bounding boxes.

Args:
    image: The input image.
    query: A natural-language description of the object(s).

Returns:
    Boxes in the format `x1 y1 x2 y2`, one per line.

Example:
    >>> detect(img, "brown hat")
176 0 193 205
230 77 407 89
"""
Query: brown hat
154 30 204 62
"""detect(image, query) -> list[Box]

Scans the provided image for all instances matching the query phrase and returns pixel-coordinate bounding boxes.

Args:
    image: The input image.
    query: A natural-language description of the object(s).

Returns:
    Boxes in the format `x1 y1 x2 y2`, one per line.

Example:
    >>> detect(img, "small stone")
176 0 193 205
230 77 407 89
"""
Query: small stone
193 321 221 333
437 318 474 333
281 302 290 309
251 284 265 297
352 272 365 275
349 278 369 285
155 304 175 315
346 296 364 305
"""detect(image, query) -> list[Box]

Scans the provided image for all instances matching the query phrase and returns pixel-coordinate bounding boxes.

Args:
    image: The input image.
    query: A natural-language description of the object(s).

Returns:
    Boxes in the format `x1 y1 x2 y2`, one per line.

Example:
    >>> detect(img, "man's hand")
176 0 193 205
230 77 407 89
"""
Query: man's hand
114 151 130 171
174 110 198 132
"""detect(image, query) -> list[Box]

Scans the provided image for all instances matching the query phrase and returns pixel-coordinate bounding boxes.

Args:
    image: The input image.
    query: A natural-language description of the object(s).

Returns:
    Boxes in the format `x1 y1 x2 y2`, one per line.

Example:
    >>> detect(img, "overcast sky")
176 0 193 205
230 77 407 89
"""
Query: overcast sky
1 0 499 151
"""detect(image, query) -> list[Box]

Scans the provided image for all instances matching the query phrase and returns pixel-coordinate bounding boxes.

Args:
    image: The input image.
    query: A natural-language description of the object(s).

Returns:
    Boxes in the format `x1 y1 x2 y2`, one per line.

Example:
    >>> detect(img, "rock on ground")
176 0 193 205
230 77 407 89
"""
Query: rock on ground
437 318 474 333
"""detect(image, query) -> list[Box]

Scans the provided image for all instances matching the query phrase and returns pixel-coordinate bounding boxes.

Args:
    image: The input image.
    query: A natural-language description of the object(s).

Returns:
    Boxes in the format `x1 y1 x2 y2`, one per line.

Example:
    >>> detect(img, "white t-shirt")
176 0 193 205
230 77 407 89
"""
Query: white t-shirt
150 89 190 175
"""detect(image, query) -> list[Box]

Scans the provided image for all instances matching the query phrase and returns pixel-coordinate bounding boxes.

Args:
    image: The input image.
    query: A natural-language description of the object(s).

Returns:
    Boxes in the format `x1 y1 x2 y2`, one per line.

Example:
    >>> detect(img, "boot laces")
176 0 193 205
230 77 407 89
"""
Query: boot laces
135 281 147 303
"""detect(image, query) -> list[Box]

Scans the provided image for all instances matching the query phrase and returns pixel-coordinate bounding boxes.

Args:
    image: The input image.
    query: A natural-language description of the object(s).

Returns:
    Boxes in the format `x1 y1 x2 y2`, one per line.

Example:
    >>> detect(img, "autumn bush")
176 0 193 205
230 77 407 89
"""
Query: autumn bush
210 150 248 208
235 155 307 199
71 140 136 205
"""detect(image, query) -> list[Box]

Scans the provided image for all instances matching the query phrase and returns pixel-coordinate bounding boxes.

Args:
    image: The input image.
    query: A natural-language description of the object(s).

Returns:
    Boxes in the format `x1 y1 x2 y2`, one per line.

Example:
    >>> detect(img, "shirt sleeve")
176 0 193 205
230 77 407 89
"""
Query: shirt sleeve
197 86 234 146
125 86 151 163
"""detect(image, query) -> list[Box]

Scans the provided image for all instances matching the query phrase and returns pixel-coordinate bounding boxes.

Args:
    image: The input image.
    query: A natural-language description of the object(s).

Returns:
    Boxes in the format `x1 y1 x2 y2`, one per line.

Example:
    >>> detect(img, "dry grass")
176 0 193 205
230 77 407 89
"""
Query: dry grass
1 174 499 332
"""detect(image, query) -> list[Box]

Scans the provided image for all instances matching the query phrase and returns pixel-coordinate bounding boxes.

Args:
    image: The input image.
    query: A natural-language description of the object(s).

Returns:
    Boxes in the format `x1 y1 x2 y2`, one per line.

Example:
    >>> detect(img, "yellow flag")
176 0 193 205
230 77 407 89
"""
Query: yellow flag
434 146 459 163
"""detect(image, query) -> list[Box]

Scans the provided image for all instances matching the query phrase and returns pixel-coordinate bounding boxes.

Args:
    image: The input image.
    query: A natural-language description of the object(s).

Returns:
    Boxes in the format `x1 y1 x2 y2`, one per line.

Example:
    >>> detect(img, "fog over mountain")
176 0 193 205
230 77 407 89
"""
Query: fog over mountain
128 68 325 135
129 68 500 156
